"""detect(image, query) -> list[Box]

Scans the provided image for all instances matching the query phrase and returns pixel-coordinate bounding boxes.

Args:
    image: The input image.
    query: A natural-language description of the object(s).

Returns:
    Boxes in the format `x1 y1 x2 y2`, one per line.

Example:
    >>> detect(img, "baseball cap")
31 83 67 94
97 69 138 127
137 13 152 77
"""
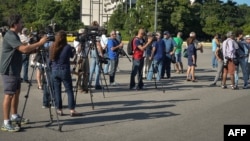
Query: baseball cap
244 35 250 39
163 31 170 35
78 28 85 34
189 32 196 37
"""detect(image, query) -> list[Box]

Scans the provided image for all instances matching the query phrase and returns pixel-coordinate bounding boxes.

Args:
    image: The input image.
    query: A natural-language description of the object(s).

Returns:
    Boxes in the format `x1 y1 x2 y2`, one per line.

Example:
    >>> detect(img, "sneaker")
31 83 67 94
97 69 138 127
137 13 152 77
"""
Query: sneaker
243 85 248 89
130 86 137 90
221 85 227 89
1 122 20 132
209 83 216 86
233 85 239 90
11 115 29 125
95 85 103 90
42 106 49 109
110 82 119 86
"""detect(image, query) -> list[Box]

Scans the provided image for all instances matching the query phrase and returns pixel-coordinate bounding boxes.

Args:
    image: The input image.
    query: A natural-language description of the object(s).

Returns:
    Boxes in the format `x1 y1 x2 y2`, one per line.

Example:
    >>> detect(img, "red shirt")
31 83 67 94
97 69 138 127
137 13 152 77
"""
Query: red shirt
132 37 144 60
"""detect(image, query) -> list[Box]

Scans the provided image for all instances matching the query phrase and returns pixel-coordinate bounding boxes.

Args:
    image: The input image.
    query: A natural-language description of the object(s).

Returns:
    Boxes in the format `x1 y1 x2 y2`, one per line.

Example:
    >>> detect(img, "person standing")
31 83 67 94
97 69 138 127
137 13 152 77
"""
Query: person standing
209 36 224 86
173 32 184 73
50 30 82 116
211 34 220 68
186 37 197 82
147 32 165 81
221 31 239 90
107 30 123 85
88 21 104 90
129 28 153 90
162 31 176 79
0 14 47 132
19 27 30 83
235 30 249 89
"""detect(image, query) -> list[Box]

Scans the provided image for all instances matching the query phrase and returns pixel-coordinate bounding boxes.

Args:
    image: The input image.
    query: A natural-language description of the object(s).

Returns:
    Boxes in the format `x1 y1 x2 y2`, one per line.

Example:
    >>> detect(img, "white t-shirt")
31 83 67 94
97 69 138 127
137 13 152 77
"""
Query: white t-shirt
73 40 89 58
100 34 108 50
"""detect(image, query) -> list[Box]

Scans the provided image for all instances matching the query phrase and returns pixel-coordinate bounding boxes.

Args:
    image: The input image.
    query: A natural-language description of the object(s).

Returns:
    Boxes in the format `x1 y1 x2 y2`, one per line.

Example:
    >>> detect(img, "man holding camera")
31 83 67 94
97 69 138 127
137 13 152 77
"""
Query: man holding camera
107 30 123 86
0 14 47 132
147 32 165 81
129 28 153 90
221 31 239 90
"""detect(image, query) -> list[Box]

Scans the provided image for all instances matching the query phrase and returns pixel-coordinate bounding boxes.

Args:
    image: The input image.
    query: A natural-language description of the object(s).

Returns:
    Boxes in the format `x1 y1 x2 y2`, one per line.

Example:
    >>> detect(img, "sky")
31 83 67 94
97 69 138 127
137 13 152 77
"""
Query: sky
223 0 250 5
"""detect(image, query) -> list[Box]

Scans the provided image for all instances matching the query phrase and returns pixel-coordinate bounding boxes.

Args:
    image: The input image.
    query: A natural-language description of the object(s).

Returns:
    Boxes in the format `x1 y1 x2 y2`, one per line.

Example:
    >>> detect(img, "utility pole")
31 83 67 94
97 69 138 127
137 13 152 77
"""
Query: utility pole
154 0 158 32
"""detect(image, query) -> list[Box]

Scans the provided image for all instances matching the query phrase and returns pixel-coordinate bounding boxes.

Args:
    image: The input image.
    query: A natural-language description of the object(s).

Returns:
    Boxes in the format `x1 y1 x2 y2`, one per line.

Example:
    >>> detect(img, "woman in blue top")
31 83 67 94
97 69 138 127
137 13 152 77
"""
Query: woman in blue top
50 30 82 117
186 37 197 82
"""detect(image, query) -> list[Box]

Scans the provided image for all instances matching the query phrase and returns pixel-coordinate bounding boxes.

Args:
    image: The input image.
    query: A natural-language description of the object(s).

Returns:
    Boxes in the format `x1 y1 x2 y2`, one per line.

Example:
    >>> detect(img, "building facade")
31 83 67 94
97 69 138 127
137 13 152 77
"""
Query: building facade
81 0 136 26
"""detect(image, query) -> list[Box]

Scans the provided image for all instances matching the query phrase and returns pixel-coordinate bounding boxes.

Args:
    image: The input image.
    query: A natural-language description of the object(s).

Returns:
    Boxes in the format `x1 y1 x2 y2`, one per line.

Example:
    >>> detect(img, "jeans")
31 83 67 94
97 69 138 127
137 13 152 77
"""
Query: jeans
161 55 171 78
103 53 110 74
89 57 100 86
109 58 118 83
22 54 29 80
51 68 75 110
130 58 144 89
42 70 52 107
147 59 163 81
212 60 223 84
235 57 248 86
211 51 218 68
143 56 152 78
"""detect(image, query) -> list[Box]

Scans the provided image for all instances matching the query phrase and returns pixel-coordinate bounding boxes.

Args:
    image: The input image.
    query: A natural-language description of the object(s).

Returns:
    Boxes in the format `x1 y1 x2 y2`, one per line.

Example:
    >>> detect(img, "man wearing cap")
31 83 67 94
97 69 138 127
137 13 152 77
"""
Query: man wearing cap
162 31 176 79
19 27 30 83
147 32 165 81
235 30 249 89
221 31 239 89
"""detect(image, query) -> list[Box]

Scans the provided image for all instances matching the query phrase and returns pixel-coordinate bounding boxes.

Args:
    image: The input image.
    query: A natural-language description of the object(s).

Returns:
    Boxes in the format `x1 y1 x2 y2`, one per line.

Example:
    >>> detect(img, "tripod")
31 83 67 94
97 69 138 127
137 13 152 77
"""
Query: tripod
38 49 62 132
73 36 109 110
152 63 165 93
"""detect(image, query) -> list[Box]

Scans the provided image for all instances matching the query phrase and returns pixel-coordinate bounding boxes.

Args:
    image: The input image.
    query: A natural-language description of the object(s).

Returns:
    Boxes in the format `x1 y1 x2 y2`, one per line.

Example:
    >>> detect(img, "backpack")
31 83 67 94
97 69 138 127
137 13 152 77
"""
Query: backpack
127 37 137 55
216 47 223 60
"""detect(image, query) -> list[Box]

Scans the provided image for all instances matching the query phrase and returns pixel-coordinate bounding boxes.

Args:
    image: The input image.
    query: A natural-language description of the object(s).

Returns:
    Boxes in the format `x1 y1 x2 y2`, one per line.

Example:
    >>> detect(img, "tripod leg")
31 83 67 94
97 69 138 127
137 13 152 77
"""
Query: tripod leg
87 79 95 110
18 65 36 127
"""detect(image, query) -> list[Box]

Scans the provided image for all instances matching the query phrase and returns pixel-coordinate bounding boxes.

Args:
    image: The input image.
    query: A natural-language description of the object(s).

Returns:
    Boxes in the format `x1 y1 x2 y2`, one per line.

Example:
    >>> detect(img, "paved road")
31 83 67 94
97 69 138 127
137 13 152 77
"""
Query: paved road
0 37 249 141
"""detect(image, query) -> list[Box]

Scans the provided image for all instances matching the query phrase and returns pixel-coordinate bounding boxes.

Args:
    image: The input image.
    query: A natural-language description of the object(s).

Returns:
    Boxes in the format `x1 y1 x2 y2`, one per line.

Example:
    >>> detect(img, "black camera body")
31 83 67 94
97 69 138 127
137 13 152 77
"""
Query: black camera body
99 57 109 64
151 32 158 42
117 48 126 56
47 33 55 42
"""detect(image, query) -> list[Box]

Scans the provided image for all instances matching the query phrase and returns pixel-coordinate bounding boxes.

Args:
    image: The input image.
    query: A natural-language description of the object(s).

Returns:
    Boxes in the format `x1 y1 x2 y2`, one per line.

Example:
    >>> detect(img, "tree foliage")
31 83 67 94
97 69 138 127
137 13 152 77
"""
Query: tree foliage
1 0 250 40
0 0 83 32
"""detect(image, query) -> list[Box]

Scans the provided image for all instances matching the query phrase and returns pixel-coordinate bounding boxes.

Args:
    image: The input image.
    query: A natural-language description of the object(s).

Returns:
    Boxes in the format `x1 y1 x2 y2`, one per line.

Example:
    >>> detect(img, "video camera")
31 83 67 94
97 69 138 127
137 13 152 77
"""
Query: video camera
75 26 106 43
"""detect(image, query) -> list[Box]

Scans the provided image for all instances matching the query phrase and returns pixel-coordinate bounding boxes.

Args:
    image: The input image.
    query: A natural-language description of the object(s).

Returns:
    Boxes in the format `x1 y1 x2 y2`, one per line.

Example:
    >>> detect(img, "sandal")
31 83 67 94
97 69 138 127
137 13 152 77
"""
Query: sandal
38 86 42 90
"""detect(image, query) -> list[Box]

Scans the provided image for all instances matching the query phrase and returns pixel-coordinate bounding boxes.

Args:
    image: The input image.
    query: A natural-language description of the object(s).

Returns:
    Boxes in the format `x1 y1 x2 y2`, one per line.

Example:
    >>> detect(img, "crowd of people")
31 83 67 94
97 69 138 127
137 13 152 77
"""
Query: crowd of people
1 13 249 133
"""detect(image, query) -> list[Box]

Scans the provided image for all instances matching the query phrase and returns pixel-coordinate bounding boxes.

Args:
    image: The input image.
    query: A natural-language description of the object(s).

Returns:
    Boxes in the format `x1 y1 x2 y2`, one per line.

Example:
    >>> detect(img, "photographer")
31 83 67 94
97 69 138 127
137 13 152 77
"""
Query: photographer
129 28 153 90
107 30 123 86
49 30 82 116
100 29 109 74
19 27 31 83
0 14 47 132
147 32 165 81
88 21 104 90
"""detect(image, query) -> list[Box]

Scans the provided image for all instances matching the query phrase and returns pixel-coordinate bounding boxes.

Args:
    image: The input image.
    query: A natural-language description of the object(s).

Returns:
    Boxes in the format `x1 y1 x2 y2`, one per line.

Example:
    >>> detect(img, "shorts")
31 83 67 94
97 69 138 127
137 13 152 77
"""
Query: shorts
223 60 235 75
175 53 182 63
2 75 21 94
